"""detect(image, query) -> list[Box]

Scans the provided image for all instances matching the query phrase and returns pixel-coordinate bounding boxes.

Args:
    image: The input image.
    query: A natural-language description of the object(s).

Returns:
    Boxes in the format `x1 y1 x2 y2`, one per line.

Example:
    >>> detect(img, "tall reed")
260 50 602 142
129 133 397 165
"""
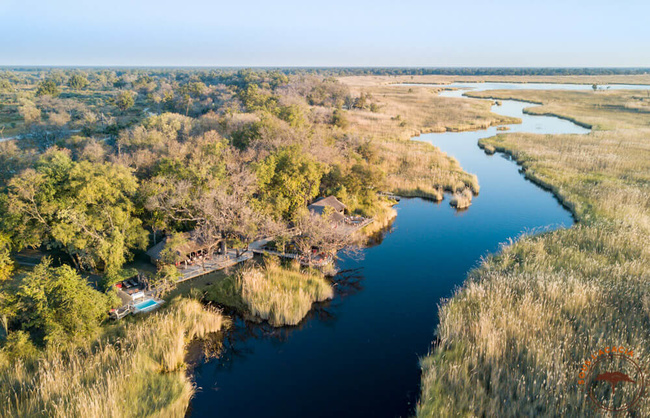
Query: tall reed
0 298 227 418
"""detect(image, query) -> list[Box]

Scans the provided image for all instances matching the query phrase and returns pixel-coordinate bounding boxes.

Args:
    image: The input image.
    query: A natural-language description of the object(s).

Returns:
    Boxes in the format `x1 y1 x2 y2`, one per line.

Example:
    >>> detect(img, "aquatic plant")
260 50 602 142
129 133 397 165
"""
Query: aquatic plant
449 189 473 209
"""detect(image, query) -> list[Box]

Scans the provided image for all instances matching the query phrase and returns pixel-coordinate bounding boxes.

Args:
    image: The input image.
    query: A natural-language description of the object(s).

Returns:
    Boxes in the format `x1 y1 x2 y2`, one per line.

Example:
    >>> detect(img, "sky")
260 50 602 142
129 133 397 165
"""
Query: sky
1 0 649 67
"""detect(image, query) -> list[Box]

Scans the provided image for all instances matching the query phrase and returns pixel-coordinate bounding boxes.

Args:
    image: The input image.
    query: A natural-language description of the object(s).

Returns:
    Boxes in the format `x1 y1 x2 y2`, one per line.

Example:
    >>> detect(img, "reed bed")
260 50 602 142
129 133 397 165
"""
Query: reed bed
337 79 492 204
417 88 650 416
206 260 333 327
343 84 518 142
449 189 473 209
0 298 227 418
376 137 479 203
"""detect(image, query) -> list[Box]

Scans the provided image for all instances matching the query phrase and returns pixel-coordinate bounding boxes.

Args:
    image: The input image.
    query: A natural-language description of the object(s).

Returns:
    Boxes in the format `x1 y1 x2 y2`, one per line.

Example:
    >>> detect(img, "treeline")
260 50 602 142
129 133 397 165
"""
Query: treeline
3 66 650 79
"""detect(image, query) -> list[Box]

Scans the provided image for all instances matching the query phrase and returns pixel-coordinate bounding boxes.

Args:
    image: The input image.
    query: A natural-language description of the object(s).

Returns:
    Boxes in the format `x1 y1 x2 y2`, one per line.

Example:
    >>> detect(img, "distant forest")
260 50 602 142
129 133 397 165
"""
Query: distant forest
2 67 650 77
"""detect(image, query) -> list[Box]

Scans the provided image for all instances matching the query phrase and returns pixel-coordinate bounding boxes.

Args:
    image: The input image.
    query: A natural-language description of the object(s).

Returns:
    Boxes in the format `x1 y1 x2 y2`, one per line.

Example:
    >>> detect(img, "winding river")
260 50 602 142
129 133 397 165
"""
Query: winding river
188 83 645 417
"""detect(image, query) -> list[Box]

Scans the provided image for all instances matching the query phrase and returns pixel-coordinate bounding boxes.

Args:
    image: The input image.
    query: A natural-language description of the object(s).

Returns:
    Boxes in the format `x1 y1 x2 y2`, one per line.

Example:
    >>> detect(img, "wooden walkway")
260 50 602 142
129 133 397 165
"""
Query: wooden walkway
176 250 254 282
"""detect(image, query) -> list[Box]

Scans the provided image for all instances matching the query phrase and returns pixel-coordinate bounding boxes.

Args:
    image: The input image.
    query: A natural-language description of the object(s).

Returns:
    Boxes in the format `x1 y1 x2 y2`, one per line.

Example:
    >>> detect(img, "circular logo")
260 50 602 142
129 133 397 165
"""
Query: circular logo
581 349 646 412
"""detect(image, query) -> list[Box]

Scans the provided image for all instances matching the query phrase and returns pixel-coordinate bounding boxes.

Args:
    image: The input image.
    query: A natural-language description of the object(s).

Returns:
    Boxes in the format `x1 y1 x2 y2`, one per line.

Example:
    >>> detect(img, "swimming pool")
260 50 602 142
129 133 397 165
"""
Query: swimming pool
133 298 161 313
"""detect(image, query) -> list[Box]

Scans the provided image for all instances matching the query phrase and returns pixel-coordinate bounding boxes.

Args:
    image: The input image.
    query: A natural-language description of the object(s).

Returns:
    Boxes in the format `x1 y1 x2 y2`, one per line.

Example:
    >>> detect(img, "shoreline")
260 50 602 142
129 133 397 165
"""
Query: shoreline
462 92 594 129
477 139 580 222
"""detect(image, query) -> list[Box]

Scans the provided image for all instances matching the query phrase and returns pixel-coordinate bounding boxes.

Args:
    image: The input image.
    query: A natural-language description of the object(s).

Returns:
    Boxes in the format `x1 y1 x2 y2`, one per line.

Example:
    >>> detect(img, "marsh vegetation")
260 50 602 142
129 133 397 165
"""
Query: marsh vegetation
205 258 333 326
418 83 650 416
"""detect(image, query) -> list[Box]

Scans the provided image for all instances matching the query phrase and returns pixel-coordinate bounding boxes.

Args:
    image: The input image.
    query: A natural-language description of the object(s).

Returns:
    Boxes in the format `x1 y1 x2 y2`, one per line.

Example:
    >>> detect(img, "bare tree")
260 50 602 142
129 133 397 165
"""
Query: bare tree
294 210 362 264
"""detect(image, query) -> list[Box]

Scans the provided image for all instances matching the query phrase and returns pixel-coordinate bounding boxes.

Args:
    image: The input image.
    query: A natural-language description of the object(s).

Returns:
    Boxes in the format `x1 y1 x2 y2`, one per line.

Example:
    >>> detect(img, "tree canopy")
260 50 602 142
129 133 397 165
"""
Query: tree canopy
3 259 113 347
36 79 60 97
6 149 147 276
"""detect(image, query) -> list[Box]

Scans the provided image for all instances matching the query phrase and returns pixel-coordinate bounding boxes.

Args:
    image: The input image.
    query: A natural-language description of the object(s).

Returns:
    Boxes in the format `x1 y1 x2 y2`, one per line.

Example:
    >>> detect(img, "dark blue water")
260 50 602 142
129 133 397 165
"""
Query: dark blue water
188 86 590 418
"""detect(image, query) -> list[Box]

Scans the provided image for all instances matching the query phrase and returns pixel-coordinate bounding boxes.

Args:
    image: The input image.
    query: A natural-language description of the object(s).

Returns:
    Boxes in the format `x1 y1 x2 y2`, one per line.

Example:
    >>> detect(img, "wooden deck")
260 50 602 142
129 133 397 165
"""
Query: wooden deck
176 250 253 282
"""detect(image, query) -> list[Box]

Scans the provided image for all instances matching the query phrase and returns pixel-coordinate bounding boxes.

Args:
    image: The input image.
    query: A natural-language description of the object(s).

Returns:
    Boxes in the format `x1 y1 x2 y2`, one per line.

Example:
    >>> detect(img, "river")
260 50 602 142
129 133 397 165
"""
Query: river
188 83 643 417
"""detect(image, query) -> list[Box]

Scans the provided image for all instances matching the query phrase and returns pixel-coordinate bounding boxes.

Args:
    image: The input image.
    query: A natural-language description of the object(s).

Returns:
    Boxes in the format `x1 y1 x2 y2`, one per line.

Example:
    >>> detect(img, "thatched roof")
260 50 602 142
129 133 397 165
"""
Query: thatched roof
146 231 220 261
308 196 346 215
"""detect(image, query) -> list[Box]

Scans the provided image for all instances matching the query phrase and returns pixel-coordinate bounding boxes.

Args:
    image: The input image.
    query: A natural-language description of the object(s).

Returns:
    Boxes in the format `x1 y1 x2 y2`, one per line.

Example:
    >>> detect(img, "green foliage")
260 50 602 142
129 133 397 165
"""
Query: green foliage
5 259 111 347
1 330 38 362
151 265 181 297
68 74 89 90
277 104 305 127
332 109 349 128
238 84 279 113
0 79 13 92
0 234 13 282
230 121 261 150
7 150 147 276
256 147 323 220
204 274 247 312
115 90 136 111
159 233 188 265
36 79 60 97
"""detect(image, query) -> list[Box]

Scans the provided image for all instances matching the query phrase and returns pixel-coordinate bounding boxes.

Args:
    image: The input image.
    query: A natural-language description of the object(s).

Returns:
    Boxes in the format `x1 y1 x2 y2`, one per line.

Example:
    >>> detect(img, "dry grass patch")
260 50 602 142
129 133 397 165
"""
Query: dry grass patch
343 84 518 140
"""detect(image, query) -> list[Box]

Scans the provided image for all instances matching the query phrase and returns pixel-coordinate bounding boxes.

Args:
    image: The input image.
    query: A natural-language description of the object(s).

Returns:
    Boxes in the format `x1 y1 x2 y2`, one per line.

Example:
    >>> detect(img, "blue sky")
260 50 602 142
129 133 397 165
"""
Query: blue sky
1 0 649 66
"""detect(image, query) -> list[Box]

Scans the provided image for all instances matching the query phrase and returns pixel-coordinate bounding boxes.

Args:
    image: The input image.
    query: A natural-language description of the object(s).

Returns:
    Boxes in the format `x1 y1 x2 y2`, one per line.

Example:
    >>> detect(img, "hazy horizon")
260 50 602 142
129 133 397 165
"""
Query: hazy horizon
2 0 650 67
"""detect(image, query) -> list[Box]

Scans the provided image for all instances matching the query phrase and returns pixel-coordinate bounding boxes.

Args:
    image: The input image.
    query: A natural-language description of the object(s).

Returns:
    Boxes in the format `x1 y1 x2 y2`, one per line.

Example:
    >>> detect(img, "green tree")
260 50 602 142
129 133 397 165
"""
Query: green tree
115 90 136 111
36 79 60 97
0 79 13 92
256 147 323 220
150 265 181 297
0 234 13 282
7 259 112 346
159 233 188 265
7 150 147 276
68 74 89 90
332 109 349 128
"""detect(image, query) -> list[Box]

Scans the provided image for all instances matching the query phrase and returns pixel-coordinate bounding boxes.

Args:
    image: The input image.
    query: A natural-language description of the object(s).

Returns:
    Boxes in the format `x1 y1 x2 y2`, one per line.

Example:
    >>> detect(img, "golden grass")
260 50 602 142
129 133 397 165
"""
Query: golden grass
206 259 333 327
344 84 518 140
466 89 650 131
417 86 650 416
377 138 479 202
0 298 227 418
449 189 473 209
337 80 500 203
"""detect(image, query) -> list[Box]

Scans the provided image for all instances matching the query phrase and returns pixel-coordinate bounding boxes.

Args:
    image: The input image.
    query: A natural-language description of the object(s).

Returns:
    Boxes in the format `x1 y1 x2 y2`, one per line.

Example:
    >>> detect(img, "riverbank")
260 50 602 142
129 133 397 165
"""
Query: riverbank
334 79 520 204
417 88 650 416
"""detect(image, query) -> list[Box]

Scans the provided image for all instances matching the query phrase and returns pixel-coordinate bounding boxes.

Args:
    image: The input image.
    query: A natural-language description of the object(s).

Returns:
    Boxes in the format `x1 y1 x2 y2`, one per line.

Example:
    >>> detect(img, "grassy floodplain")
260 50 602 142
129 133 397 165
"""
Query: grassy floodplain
338 79 516 202
339 73 650 87
417 86 650 415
